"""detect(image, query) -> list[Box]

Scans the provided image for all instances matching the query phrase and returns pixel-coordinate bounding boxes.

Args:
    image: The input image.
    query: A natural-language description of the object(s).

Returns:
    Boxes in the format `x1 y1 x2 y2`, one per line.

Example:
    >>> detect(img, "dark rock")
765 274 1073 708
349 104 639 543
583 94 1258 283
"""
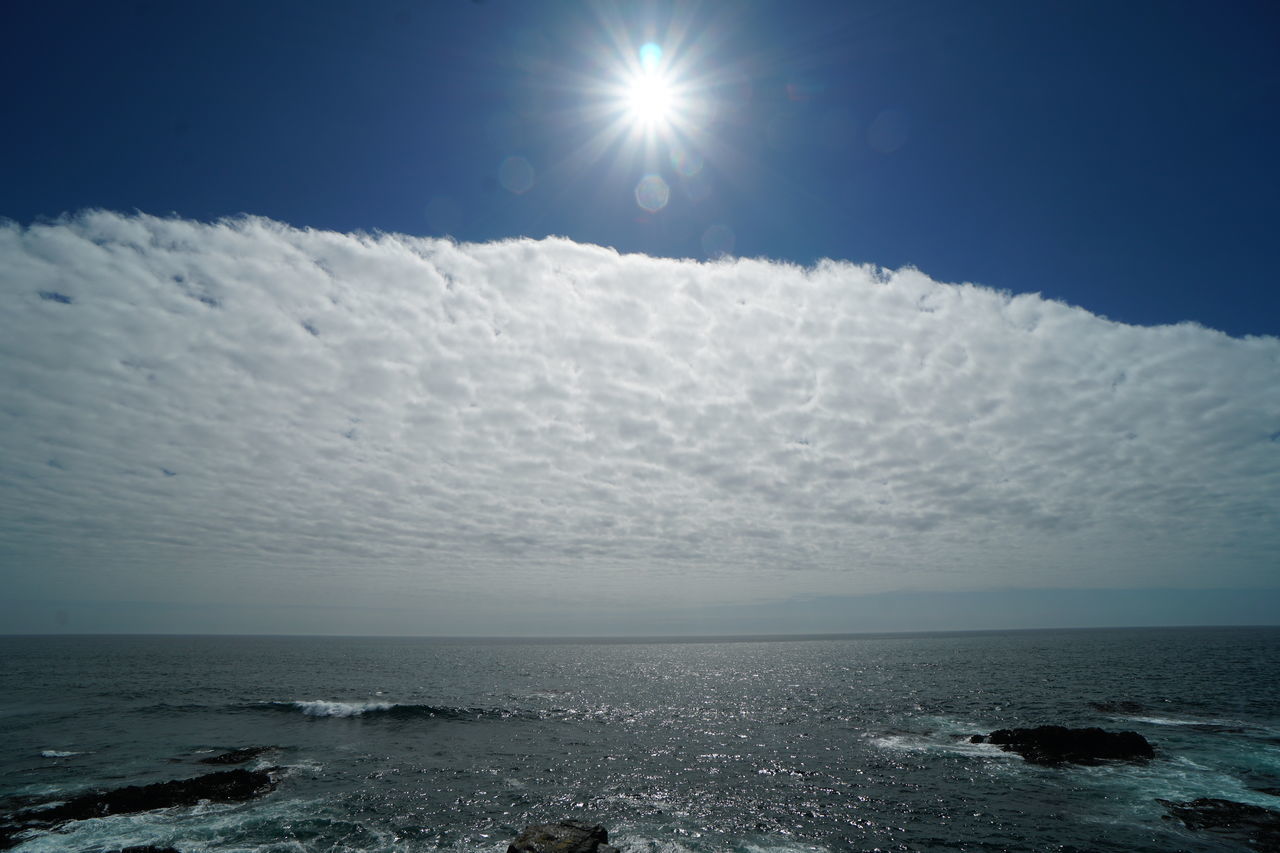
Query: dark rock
978 725 1154 765
1088 700 1147 714
507 821 619 853
18 767 277 823
0 768 277 850
1158 797 1280 850
197 746 275 765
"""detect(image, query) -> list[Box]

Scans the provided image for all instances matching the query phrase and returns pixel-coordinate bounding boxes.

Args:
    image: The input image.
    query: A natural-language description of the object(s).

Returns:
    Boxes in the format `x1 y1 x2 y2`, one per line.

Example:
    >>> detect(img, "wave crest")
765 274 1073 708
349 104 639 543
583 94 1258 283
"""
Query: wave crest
291 700 395 718
260 700 535 721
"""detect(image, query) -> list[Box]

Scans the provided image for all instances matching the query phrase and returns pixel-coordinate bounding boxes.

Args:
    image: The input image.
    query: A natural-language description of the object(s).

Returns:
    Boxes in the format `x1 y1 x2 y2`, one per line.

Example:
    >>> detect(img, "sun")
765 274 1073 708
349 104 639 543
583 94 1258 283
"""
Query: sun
547 22 719 215
626 71 675 127
622 42 679 130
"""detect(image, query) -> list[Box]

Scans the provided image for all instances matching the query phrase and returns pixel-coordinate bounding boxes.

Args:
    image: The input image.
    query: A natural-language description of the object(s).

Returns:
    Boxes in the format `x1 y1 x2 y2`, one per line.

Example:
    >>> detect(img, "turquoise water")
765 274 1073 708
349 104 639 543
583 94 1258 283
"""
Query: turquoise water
2 627 1278 851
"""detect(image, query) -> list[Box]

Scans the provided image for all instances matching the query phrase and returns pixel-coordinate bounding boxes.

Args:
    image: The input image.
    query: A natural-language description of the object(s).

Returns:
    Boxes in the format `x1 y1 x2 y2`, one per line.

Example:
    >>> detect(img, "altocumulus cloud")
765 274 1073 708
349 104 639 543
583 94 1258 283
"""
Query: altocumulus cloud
1 211 1278 632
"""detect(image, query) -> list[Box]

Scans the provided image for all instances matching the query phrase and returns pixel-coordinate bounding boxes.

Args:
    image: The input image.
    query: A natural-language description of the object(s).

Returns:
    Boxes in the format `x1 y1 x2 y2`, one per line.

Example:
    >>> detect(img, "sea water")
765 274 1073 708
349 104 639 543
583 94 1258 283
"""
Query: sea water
2 627 1278 852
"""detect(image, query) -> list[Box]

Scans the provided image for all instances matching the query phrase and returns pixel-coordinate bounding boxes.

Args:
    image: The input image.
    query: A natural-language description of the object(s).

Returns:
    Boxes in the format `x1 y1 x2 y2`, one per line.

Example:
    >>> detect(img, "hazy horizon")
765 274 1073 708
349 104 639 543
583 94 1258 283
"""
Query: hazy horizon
7 621 1280 641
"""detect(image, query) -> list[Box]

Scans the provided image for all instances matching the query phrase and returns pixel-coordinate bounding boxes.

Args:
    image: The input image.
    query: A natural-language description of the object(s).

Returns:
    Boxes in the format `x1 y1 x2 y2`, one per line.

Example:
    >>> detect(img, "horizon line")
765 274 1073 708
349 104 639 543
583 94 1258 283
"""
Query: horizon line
3 624 1276 644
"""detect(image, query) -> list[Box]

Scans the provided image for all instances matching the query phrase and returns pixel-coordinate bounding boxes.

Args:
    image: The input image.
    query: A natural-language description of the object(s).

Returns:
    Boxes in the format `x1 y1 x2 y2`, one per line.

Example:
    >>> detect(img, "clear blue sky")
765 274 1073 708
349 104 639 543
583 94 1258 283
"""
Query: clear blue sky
2 1 1278 636
4 0 1278 336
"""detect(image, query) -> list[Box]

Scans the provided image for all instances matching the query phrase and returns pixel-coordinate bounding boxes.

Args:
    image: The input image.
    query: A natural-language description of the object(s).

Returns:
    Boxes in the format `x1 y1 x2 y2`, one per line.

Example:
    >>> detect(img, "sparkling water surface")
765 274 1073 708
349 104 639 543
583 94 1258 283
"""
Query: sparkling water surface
2 627 1278 852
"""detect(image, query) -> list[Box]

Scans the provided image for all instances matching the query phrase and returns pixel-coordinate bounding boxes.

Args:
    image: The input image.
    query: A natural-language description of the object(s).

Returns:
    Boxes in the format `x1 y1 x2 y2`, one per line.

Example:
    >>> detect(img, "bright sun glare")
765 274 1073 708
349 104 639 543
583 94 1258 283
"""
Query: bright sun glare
624 42 676 129
627 74 674 125
579 28 713 214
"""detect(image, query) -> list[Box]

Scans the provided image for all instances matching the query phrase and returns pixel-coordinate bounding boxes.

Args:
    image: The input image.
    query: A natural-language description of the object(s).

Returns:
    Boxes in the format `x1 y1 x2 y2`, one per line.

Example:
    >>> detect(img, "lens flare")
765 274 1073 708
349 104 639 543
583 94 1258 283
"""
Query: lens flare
498 156 535 194
635 174 670 212
669 143 703 177
639 42 662 73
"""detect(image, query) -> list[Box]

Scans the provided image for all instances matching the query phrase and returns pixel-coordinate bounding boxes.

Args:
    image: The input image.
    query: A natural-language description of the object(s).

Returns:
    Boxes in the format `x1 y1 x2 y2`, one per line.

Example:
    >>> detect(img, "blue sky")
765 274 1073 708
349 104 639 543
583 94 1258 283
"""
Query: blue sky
2 1 1278 636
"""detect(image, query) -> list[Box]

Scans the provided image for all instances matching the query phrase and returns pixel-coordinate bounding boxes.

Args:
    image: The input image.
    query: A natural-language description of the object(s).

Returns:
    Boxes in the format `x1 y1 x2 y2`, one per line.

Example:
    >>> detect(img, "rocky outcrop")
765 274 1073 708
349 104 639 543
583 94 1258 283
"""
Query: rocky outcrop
508 821 619 853
969 725 1154 765
0 768 277 850
1158 797 1280 850
197 746 276 765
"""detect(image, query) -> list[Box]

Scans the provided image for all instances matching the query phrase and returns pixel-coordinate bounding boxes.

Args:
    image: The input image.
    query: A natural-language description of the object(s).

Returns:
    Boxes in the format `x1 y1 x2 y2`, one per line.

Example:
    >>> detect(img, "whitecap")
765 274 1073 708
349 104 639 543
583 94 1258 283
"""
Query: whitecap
611 833 701 853
867 726 1016 759
868 733 929 752
289 699 395 717
39 749 80 758
276 759 325 774
1120 714 1240 727
617 831 829 853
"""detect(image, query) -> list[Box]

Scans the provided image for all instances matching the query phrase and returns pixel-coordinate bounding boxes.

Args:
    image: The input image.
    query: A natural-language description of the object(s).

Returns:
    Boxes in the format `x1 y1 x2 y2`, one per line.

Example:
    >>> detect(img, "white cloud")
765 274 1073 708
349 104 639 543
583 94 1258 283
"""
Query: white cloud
1 212 1277 631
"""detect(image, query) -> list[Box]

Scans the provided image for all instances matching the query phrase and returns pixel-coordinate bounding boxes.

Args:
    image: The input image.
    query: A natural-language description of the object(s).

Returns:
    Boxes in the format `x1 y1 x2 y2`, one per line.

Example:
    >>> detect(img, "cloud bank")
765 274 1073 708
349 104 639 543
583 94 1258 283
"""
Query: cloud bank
1 212 1277 633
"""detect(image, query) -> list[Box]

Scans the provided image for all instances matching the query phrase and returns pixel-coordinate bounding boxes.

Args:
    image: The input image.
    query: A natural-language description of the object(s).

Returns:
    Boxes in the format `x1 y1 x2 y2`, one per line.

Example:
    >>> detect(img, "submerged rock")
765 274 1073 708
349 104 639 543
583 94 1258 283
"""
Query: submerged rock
197 745 276 765
969 725 1153 765
0 768 277 850
508 821 619 853
1158 797 1280 850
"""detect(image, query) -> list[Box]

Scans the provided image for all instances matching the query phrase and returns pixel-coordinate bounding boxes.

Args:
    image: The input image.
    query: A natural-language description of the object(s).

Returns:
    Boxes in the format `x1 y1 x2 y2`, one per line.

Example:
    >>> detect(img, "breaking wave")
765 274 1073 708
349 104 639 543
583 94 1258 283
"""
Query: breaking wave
288 700 395 718
1113 714 1261 734
257 700 536 721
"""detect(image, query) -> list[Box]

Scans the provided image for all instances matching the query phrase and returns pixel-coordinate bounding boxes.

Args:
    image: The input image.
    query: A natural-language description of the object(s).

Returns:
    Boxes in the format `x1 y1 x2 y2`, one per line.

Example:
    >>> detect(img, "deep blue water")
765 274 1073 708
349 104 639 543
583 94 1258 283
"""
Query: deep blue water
2 627 1278 852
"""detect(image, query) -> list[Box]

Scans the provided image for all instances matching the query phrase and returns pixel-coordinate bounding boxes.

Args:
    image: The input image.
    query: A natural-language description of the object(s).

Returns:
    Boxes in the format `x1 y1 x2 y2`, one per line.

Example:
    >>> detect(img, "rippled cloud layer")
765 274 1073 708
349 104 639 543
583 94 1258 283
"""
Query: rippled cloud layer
2 212 1277 632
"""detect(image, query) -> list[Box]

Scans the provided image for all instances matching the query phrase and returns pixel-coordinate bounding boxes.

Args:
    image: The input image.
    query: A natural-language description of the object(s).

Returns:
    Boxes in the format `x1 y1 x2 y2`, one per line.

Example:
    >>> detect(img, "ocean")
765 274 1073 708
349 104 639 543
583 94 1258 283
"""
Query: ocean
1 627 1278 852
